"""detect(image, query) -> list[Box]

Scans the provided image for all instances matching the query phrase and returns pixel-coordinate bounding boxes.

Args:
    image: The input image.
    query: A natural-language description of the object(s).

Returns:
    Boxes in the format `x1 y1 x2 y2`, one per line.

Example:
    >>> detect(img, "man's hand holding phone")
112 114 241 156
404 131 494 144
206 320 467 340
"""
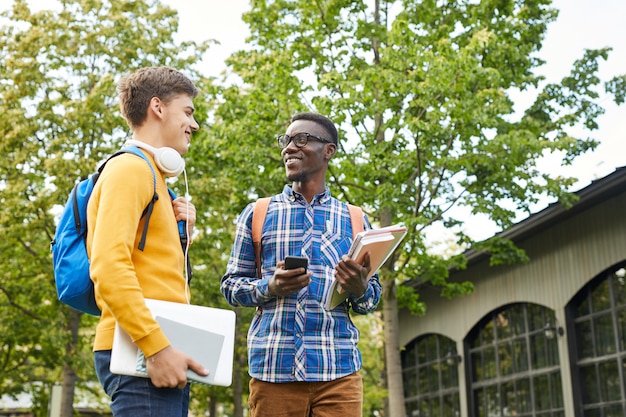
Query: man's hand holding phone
284 256 308 272
269 256 311 297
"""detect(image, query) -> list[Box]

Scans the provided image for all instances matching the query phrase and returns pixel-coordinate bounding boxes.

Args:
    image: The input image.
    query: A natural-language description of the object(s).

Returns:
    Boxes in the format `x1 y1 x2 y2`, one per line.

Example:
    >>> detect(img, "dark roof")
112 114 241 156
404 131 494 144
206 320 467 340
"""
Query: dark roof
463 166 626 265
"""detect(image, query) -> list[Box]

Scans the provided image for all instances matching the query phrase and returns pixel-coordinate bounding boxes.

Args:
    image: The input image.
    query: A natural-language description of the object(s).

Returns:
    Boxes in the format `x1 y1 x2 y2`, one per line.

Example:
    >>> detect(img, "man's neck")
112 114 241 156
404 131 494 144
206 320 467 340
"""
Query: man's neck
132 121 166 148
291 181 326 203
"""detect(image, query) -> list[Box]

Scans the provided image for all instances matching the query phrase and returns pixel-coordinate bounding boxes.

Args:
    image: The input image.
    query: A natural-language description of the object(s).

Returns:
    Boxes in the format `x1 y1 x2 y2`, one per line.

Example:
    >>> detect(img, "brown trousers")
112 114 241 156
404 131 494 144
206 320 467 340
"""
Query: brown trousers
248 372 363 417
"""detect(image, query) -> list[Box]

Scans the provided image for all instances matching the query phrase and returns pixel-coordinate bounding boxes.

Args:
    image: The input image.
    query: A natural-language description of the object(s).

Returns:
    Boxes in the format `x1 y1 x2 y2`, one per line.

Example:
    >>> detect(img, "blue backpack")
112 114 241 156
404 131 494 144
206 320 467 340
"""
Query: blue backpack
51 146 189 316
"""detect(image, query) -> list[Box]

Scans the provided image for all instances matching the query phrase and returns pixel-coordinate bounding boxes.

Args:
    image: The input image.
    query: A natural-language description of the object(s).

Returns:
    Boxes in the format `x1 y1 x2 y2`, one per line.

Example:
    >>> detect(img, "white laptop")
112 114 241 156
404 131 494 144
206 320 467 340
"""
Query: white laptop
110 298 236 386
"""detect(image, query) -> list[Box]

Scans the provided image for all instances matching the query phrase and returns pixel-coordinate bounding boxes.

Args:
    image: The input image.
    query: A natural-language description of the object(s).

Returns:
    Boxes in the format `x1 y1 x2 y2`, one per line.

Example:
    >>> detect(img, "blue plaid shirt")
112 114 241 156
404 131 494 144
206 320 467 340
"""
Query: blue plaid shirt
221 185 381 382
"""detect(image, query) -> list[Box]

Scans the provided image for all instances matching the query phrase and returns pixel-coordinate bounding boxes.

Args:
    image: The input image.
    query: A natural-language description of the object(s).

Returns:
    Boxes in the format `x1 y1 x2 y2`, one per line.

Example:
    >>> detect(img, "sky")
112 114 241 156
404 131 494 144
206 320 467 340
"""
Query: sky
13 0 626 239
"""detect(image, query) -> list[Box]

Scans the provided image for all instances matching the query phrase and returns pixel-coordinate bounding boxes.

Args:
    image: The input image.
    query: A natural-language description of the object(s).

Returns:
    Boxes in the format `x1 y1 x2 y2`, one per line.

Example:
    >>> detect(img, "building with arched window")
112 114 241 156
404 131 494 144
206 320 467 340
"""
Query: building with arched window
399 167 626 417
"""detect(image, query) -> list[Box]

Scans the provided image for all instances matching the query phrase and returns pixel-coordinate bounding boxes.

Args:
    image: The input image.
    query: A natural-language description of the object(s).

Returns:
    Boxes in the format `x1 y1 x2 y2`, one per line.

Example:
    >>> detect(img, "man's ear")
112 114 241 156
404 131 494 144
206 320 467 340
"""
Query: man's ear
148 97 163 119
324 143 337 160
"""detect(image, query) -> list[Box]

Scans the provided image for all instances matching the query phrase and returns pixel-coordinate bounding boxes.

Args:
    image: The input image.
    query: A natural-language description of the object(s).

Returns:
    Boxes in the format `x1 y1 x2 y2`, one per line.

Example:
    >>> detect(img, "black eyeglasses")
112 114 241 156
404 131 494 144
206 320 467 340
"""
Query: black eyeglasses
276 132 334 149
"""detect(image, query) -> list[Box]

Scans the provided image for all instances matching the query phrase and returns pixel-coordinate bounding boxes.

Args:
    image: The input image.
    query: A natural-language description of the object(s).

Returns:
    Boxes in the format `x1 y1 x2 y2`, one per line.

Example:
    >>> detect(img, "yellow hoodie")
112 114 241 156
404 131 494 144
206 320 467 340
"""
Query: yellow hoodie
87 150 188 357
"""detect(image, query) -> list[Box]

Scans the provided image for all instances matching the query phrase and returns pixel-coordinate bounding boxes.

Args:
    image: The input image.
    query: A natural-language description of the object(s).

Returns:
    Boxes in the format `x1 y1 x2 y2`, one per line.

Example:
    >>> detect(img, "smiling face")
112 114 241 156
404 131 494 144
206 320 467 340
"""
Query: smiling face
281 119 336 186
159 94 199 156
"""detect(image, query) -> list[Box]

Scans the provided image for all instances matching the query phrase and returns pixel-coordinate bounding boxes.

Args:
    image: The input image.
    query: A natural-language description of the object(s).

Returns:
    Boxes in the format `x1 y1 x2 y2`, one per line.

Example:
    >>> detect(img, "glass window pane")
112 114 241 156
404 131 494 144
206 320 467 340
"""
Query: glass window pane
440 361 451 389
591 279 611 312
595 314 616 355
429 396 441 417
484 347 497 379
583 408 601 417
404 368 417 397
623 357 626 396
517 377 531 413
404 344 416 367
481 319 495 345
487 385 500 416
471 350 483 381
425 335 438 362
598 359 620 401
580 364 600 405
527 303 545 331
428 363 439 392
418 366 428 394
575 320 594 359
475 388 485 417
441 337 456 355
619 308 626 351
577 290 591 316
442 360 458 390
534 373 550 410
546 336 559 367
417 339 426 363
502 380 516 414
530 333 548 369
418 399 428 417
499 342 513 376
551 370 564 407
496 311 511 340
513 338 529 372
605 403 626 417
443 392 460 415
509 304 527 336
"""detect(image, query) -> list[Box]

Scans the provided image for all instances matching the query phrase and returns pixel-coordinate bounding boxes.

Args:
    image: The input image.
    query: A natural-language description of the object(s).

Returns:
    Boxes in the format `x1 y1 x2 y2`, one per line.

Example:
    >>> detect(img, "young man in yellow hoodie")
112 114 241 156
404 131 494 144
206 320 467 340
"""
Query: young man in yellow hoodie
87 66 208 417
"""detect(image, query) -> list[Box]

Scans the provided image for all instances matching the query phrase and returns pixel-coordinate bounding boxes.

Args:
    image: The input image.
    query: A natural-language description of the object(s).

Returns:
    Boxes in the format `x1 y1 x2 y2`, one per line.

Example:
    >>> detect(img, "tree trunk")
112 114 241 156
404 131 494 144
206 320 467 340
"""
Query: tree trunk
376 191 406 416
208 393 217 417
383 279 406 417
232 363 244 417
60 309 80 417
232 308 246 417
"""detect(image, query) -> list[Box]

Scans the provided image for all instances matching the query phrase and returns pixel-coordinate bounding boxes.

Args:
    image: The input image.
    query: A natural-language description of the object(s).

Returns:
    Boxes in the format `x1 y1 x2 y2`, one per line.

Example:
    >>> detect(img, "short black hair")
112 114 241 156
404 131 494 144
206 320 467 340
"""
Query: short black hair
290 112 338 145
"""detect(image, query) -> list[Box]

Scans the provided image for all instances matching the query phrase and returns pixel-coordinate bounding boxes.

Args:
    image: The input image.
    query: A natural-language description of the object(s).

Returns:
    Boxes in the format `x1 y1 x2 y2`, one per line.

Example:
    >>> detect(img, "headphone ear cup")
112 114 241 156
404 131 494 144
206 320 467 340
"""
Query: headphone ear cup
124 139 185 177
153 147 185 177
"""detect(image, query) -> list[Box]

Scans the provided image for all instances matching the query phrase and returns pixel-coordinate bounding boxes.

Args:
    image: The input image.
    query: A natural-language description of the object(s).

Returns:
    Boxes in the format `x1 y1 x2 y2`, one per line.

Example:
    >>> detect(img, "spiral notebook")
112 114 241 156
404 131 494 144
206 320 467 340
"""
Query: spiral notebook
110 298 236 386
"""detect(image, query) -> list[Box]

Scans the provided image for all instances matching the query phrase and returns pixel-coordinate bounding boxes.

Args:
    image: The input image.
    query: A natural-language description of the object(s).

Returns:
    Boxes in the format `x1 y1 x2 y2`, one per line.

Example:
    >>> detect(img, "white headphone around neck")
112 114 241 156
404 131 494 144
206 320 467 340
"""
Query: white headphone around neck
124 139 185 177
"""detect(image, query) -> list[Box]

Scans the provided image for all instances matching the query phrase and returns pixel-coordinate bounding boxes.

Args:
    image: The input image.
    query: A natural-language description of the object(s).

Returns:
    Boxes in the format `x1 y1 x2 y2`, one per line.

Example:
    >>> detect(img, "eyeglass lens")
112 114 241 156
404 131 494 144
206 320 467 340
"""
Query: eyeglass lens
278 132 330 149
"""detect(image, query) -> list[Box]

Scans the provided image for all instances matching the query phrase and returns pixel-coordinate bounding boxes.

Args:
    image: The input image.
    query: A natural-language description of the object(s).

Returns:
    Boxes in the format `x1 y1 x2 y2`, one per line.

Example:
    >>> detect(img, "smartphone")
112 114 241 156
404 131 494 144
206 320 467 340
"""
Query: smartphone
284 256 308 272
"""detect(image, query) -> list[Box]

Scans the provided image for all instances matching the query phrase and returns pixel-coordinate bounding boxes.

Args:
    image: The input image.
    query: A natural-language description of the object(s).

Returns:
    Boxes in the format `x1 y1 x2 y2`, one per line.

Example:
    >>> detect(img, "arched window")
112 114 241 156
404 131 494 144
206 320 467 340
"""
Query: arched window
468 303 563 416
402 333 461 416
570 264 626 416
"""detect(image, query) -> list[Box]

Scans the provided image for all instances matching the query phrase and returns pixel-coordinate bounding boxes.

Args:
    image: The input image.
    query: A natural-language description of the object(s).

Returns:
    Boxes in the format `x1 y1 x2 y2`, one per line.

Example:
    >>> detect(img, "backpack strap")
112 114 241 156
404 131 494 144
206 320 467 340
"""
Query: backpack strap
138 193 158 251
251 198 364 278
252 197 271 278
347 204 364 239
168 189 193 283
98 146 158 251
120 147 158 251
112 147 189 277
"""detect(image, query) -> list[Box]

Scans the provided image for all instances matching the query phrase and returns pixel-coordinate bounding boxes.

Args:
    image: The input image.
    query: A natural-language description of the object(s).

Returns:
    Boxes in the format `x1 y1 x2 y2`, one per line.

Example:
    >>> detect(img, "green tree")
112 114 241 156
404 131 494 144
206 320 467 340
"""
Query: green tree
204 0 625 415
0 0 216 415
